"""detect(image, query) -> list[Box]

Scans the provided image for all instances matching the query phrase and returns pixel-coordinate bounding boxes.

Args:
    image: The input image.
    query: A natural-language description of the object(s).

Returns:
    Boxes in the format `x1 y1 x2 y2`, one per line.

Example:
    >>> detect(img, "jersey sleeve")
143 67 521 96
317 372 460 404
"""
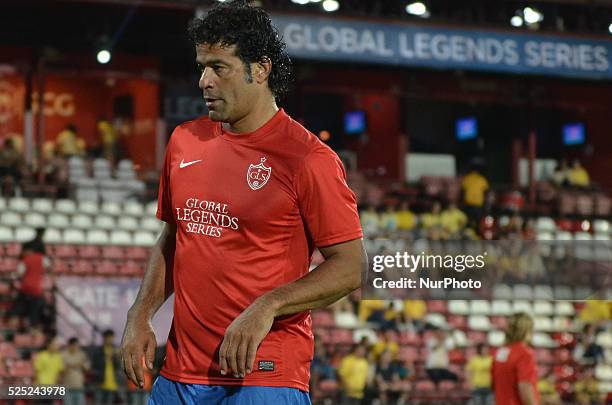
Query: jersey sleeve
515 349 537 383
295 146 363 247
156 135 175 224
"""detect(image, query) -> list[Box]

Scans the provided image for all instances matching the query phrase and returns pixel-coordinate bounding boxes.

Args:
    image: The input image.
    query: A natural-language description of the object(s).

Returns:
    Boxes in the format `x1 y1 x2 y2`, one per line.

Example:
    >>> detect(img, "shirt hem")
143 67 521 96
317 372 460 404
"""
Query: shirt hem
315 230 363 248
159 370 309 393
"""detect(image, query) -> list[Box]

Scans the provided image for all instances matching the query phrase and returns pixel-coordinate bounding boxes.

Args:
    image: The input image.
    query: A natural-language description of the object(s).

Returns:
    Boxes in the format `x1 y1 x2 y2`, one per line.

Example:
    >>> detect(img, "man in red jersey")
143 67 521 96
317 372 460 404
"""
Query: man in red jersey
120 1 366 403
492 312 540 405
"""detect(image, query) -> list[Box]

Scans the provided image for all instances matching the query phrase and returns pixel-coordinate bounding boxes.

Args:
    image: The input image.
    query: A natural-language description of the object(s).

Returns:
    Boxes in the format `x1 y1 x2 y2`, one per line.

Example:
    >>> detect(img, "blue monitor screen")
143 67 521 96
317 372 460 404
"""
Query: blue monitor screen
344 111 366 134
563 123 585 146
456 117 478 140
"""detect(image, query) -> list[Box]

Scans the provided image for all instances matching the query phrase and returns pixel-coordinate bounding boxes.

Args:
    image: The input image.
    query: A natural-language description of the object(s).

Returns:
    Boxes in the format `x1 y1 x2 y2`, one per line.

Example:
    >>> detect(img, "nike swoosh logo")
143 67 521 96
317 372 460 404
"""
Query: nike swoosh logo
179 159 202 169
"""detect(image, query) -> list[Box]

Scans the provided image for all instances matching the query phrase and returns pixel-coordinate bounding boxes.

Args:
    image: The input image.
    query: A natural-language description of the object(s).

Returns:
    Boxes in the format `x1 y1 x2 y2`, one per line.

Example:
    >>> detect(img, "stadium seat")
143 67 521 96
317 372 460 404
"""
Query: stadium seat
77 200 99 215
533 317 553 332
399 331 421 346
63 229 86 244
593 219 610 234
133 231 156 246
0 211 21 227
109 230 132 245
0 197 5 210
53 244 78 259
399 346 419 363
24 212 46 228
552 317 572 332
124 201 145 217
553 286 573 301
490 316 507 329
42 228 62 244
141 217 162 232
52 259 71 274
426 300 447 314
125 246 148 260
533 301 554 316
318 379 338 394
535 217 556 233
425 313 447 329
101 202 122 216
513 284 533 300
468 315 491 331
55 199 77 214
595 365 612 381
469 300 491 315
94 215 116 230
72 260 94 275
533 286 554 300
145 201 158 216
466 331 486 345
0 226 14 242
536 349 554 364
8 197 30 212
48 213 70 228
532 333 557 348
330 329 353 345
71 214 93 229
487 330 504 346
512 300 532 314
15 227 35 242
0 343 18 360
447 315 467 329
598 381 612 394
491 300 513 316
0 257 18 274
452 330 468 347
352 328 376 344
574 232 592 241
537 232 554 241
415 380 436 392
31 198 54 213
122 260 144 276
13 333 33 348
87 230 109 245
101 246 125 260
118 217 139 231
96 260 118 275
448 300 470 315
492 285 513 300
596 332 612 349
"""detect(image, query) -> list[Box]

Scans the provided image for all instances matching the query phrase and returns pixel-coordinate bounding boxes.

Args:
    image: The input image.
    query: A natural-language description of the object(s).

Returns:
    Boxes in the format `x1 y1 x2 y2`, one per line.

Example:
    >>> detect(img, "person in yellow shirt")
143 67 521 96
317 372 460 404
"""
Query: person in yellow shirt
371 329 400 361
93 329 125 404
396 201 416 235
574 367 600 405
462 168 489 208
569 159 590 188
466 344 492 405
97 118 117 163
420 201 442 231
403 300 427 331
538 375 561 405
34 336 64 385
359 299 386 323
338 344 370 404
440 202 468 237
56 124 86 158
579 299 611 324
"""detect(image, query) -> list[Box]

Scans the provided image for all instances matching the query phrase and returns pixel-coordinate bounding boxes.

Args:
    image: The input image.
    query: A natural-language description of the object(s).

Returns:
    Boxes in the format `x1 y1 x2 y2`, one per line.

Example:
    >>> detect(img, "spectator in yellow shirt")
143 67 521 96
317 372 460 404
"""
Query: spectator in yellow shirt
466 344 492 405
420 201 442 231
371 329 400 361
574 367 600 405
34 336 64 385
396 201 416 234
97 118 117 163
338 344 370 404
569 159 590 188
440 202 468 237
56 124 85 158
403 300 427 331
462 168 489 208
538 376 561 405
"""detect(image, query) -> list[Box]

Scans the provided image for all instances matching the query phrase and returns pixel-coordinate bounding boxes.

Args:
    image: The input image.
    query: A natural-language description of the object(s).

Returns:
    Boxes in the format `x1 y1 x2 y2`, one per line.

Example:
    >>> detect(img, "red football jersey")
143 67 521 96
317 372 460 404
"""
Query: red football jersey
492 342 540 405
156 109 362 391
20 253 45 297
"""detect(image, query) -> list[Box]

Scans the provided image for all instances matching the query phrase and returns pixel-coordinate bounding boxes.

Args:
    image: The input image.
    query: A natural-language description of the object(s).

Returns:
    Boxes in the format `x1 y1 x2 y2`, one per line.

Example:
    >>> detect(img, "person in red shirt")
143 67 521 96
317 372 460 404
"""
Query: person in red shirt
120 1 366 404
492 312 540 405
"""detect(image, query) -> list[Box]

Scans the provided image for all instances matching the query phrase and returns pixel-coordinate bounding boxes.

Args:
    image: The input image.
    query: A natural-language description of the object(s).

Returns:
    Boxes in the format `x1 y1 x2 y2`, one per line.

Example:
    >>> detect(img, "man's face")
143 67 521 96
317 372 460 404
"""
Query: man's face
196 43 258 124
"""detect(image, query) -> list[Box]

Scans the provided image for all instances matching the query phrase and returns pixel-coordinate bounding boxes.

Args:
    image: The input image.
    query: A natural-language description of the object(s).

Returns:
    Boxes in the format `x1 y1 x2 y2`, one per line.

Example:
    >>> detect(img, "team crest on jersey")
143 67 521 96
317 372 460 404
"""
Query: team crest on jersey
247 157 272 190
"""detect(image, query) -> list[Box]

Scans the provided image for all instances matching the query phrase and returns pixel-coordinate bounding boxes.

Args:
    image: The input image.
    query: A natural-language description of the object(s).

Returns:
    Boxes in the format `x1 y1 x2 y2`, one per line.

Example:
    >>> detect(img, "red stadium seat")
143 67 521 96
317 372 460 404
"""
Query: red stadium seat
399 346 419 363
121 260 144 276
312 311 335 328
53 244 78 259
399 331 421 346
96 260 118 275
554 348 572 364
490 316 507 329
595 193 611 216
5 243 21 257
0 281 10 295
447 315 467 329
0 257 18 274
553 365 576 382
125 246 148 260
466 331 487 345
330 329 353 345
414 380 436 392
78 245 101 259
536 349 554 364
575 193 594 216
102 246 125 260
0 342 18 360
439 380 457 391
427 300 447 314
9 360 34 379
51 259 71 274
13 333 33 349
449 349 466 364
72 259 94 275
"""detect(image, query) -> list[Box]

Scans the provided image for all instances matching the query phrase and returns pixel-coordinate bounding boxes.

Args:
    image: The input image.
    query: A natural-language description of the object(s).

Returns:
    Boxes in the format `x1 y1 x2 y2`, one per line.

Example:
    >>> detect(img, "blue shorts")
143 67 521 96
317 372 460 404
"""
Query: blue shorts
148 375 312 405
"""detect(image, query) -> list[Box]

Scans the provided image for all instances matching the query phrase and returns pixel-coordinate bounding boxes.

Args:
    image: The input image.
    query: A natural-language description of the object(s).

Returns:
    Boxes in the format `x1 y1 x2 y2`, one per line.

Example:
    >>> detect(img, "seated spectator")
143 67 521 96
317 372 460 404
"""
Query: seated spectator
0 137 25 196
98 118 118 163
573 324 605 365
379 204 399 234
425 328 458 386
569 159 590 188
551 159 570 187
338 344 369 405
466 344 493 405
358 299 386 324
360 205 381 236
371 329 400 361
374 349 404 404
579 299 610 326
574 367 601 405
56 124 86 158
311 340 336 382
440 201 468 237
537 375 561 405
420 201 443 232
62 337 90 405
34 336 64 385
402 299 427 332
396 201 417 235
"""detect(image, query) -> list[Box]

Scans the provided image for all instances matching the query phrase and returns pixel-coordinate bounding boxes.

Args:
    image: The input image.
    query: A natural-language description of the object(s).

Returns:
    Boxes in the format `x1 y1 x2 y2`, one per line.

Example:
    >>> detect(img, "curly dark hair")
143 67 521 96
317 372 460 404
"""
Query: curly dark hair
188 0 293 99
